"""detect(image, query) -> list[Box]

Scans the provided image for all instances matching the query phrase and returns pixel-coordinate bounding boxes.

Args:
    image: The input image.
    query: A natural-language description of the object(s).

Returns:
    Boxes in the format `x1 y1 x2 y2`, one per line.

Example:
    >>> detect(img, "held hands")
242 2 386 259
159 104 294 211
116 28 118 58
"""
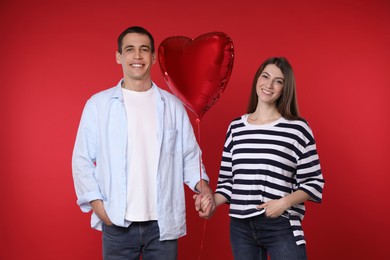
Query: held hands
193 181 216 219
193 193 216 219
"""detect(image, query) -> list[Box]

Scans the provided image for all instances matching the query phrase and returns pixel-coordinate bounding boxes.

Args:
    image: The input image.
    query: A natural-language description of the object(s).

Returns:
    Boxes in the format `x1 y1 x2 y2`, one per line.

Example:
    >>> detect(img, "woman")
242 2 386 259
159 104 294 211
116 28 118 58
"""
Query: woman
198 57 324 259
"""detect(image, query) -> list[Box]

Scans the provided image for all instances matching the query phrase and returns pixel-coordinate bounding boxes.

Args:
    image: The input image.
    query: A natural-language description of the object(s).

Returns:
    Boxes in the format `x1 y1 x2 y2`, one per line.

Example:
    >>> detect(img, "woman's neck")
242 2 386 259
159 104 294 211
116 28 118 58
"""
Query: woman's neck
248 106 281 125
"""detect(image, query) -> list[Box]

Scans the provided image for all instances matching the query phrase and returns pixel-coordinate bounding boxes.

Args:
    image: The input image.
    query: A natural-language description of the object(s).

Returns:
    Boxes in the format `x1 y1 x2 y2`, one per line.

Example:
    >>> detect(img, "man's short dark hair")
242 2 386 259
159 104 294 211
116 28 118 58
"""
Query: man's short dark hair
117 26 155 54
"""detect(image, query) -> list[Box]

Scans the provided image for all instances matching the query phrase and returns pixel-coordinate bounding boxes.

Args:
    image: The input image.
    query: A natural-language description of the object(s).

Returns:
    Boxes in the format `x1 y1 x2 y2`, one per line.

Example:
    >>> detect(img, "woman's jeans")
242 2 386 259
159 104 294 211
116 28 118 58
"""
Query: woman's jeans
102 221 178 260
230 214 307 260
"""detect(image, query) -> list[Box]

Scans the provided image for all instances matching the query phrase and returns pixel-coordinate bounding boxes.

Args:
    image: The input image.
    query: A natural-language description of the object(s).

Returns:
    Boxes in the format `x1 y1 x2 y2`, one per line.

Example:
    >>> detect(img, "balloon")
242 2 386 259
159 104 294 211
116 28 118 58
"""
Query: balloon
158 32 234 120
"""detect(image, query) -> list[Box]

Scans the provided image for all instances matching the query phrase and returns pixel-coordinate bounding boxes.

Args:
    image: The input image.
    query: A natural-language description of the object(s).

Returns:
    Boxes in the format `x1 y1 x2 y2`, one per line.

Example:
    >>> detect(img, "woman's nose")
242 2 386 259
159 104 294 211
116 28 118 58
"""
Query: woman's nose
266 79 274 89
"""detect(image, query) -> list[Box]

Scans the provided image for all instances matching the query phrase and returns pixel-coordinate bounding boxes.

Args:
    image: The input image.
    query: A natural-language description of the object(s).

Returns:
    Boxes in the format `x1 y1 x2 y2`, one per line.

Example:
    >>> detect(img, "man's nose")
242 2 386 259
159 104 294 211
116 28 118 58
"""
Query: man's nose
134 49 141 58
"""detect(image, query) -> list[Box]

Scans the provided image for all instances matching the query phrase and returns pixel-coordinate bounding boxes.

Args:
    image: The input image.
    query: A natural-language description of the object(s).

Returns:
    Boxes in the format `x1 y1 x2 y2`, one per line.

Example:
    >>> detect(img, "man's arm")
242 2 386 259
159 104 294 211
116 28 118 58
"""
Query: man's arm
90 200 113 225
72 98 102 212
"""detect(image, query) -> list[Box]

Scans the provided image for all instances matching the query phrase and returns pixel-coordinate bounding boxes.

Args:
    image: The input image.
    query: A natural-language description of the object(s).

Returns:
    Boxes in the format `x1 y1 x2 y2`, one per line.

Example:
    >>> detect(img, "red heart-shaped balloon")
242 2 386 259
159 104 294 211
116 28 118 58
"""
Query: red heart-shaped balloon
158 32 234 120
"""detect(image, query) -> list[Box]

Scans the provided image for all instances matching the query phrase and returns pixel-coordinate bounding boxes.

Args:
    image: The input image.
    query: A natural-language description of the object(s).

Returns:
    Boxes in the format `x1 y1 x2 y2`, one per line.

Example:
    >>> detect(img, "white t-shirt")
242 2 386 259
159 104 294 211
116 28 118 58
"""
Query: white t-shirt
122 86 158 221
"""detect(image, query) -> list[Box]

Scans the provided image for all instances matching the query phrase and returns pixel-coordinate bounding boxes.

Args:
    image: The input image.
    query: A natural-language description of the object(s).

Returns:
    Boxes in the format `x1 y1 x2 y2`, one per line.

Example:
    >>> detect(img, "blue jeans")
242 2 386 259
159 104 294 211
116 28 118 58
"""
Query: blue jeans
230 215 307 260
102 221 178 260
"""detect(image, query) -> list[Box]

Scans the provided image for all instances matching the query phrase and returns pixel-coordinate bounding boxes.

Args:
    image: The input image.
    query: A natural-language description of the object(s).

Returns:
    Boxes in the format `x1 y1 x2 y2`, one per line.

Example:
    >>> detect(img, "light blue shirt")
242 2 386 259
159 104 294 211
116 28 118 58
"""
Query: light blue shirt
72 80 208 240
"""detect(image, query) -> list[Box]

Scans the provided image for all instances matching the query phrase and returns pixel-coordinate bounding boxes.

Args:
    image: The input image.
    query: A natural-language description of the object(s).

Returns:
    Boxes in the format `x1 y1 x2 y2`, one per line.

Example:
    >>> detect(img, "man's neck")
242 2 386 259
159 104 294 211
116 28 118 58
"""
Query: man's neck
122 78 153 92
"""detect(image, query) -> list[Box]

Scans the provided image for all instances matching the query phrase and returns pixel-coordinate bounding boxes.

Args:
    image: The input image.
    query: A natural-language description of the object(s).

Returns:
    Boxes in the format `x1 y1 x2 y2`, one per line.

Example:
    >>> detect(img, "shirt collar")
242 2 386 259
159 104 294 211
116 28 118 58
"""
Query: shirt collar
111 79 164 103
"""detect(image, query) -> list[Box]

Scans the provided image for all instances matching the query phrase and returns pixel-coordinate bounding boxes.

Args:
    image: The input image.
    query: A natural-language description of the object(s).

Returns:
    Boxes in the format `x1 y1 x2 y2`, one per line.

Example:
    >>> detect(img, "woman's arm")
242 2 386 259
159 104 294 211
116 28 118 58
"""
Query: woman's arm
257 190 311 218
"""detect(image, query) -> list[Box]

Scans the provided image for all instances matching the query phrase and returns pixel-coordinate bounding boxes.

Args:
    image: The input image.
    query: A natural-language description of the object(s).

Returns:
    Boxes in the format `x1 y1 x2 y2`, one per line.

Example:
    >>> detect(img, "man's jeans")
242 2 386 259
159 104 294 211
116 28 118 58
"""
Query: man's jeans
230 215 307 260
102 221 178 260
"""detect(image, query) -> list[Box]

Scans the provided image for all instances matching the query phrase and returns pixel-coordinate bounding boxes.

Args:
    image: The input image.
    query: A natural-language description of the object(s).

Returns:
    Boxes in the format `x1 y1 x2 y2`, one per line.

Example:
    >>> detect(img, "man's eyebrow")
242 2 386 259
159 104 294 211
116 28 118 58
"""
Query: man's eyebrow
124 44 151 49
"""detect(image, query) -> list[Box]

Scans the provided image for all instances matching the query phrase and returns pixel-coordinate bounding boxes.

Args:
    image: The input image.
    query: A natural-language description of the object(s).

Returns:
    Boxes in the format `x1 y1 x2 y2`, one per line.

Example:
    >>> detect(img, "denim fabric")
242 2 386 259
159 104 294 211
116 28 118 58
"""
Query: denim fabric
102 221 178 260
230 215 307 260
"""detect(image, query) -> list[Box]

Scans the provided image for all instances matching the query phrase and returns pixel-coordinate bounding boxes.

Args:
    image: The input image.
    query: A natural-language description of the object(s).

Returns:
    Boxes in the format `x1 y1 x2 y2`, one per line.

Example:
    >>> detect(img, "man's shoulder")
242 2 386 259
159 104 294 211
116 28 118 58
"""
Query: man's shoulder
89 85 119 102
156 86 176 98
155 86 182 105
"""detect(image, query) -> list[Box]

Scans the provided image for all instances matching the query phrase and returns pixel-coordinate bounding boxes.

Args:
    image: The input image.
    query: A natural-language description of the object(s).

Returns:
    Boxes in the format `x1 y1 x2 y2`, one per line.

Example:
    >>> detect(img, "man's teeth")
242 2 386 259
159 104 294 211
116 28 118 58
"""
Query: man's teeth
131 64 143 67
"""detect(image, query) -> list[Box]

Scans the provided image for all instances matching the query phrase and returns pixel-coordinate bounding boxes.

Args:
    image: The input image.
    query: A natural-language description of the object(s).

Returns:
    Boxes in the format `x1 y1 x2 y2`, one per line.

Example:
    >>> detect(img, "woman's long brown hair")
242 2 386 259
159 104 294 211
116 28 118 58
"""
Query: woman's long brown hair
247 57 301 120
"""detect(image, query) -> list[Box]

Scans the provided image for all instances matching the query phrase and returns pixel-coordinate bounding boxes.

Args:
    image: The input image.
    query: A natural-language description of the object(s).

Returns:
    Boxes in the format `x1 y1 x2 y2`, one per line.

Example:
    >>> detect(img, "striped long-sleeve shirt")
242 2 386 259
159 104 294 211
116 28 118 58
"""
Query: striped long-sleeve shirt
215 114 324 245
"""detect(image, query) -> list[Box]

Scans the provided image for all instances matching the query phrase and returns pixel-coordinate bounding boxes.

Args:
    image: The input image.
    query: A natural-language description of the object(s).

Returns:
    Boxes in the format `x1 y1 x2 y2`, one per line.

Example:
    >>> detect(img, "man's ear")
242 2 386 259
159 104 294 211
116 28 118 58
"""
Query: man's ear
115 51 122 64
152 52 156 64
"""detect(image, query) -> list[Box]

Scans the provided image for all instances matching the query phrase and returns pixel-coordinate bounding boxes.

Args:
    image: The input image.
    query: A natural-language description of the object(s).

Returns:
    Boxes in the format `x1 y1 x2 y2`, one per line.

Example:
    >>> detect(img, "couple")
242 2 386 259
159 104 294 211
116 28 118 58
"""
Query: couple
72 25 324 260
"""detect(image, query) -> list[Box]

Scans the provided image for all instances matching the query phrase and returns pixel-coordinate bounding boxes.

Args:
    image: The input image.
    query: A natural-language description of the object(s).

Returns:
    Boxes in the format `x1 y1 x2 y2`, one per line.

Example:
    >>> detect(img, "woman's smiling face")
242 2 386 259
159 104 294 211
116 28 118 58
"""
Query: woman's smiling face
256 64 284 106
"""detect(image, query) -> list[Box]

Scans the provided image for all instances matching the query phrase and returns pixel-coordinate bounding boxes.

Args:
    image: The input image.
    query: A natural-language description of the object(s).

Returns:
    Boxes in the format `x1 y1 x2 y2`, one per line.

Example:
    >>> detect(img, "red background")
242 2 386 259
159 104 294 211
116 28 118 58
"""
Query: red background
1 0 389 259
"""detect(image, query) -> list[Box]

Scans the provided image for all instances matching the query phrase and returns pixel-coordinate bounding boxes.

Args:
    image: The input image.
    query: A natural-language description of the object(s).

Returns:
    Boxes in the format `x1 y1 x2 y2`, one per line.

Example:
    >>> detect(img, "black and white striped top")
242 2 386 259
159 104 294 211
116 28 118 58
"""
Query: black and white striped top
215 114 324 245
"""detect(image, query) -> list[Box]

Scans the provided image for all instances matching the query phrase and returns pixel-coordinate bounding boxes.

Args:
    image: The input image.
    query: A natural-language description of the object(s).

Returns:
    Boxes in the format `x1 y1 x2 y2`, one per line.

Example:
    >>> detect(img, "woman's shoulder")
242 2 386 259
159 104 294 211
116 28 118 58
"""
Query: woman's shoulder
229 114 247 127
281 117 311 127
279 117 315 141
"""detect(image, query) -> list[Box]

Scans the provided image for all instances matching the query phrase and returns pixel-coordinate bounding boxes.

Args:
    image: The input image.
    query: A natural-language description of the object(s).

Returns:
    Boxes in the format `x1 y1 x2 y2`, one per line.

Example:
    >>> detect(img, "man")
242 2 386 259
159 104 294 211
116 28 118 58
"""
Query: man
72 26 214 260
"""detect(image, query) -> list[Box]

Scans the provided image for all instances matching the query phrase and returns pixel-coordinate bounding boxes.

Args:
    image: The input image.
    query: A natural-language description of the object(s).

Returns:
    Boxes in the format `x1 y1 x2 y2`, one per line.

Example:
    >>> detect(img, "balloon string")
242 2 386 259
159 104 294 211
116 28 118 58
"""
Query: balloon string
196 117 207 260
